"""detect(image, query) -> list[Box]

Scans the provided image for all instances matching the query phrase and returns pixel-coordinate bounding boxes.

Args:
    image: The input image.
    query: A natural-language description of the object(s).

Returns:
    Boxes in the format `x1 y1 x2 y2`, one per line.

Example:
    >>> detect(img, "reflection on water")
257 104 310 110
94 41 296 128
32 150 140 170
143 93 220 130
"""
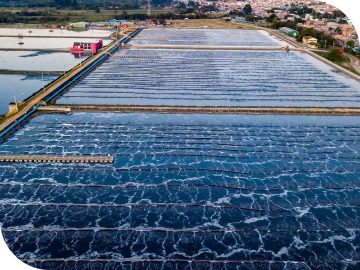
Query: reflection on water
0 51 84 71
0 113 360 269
0 74 58 115
0 37 112 50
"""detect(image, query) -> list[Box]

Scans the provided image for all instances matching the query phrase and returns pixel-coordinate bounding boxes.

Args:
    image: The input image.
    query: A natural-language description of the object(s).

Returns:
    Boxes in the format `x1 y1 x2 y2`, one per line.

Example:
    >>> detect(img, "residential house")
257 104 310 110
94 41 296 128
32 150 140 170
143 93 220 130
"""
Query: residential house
303 36 318 48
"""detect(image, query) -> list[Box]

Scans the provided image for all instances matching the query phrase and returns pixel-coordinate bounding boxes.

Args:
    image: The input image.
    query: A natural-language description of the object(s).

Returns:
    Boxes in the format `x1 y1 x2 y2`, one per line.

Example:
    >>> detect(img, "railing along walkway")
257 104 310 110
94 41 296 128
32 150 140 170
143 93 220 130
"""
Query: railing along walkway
0 155 113 163
57 105 360 116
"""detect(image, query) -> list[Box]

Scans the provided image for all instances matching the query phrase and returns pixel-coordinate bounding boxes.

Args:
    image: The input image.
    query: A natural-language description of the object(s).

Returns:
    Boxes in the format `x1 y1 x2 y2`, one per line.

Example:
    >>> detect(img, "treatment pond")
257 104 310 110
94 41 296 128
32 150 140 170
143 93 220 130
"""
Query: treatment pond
0 113 360 269
57 49 360 107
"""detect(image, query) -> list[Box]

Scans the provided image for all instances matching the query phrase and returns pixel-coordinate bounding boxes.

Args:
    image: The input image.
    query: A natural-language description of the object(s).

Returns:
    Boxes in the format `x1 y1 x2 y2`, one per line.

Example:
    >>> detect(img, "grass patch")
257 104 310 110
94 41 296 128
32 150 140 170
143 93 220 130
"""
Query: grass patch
312 50 360 76
0 9 170 24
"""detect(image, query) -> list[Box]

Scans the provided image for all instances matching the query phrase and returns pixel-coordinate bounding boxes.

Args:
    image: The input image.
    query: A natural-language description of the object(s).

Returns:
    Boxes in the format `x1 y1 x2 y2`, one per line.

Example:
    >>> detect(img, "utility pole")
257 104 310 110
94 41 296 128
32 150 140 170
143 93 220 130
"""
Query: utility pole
13 92 18 112
147 0 151 16
42 73 45 92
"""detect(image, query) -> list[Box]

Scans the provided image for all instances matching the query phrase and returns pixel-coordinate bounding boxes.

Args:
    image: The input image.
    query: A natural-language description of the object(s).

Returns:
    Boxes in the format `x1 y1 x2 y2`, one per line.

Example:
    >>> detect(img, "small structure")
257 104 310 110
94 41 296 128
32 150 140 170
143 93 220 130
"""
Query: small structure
71 40 103 53
280 27 299 37
302 36 318 48
71 22 89 29
235 17 247 22
282 45 290 52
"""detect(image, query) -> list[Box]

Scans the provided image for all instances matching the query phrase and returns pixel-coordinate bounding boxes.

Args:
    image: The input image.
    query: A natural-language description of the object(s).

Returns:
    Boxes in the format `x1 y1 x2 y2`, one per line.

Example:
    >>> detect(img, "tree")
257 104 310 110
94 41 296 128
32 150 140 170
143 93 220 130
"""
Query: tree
242 4 252 15
266 14 277 23
328 48 342 61
178 2 186 9
334 27 342 34
94 5 100 13
346 40 355 48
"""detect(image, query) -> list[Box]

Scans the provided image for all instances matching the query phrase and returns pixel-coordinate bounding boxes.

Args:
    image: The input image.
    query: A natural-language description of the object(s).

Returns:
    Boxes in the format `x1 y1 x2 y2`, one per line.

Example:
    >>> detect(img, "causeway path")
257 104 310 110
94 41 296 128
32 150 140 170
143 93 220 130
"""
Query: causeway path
0 39 120 135
57 104 360 116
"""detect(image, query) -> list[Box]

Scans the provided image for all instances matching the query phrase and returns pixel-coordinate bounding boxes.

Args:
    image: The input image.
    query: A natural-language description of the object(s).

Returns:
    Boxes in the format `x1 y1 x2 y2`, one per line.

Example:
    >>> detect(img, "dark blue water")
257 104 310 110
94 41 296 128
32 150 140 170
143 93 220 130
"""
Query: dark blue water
57 50 360 107
0 113 359 269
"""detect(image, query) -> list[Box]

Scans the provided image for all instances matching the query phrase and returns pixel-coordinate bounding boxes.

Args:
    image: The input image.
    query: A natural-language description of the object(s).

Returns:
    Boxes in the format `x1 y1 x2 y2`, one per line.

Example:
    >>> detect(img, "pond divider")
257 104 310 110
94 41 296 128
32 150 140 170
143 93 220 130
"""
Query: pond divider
52 105 360 116
111 54 161 58
0 154 113 163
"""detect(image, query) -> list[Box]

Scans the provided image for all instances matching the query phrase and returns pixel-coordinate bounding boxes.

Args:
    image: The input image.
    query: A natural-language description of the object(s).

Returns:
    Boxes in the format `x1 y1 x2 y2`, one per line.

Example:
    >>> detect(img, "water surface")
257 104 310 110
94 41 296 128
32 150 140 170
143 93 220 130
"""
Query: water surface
0 37 112 50
0 51 84 71
58 49 360 107
133 29 286 47
0 113 359 269
0 74 58 115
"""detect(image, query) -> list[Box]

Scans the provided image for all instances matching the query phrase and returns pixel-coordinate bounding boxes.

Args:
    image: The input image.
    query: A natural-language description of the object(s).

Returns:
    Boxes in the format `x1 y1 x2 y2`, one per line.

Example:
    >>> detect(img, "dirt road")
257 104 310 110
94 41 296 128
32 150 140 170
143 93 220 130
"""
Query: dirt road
345 53 360 74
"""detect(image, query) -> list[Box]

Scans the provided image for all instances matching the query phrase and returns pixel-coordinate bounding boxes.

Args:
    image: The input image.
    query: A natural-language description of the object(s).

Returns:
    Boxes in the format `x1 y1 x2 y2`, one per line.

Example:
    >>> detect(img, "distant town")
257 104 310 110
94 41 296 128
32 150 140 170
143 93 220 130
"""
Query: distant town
0 0 357 53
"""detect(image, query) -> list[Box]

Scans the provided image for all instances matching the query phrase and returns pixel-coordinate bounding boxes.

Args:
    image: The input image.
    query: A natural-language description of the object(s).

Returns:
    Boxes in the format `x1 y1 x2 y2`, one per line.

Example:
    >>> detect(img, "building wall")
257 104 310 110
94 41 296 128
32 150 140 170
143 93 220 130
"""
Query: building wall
303 37 318 48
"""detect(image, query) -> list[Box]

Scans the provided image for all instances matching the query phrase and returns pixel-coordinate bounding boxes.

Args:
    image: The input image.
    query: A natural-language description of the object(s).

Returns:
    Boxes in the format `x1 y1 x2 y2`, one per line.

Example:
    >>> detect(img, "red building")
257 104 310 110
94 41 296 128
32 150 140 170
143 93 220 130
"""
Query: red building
71 40 103 53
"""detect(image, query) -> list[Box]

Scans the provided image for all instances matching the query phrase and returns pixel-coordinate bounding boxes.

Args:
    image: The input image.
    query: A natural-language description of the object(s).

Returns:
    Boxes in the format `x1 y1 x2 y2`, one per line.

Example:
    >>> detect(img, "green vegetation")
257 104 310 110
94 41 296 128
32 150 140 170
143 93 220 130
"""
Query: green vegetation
346 40 355 48
0 8 171 24
312 50 360 76
328 48 343 61
242 4 252 15
297 27 339 48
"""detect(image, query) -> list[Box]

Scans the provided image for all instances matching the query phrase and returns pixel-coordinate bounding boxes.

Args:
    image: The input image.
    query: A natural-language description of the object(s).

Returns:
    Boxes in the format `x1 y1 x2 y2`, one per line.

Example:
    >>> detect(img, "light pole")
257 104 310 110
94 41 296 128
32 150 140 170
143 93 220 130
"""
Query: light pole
13 92 18 112
42 73 45 92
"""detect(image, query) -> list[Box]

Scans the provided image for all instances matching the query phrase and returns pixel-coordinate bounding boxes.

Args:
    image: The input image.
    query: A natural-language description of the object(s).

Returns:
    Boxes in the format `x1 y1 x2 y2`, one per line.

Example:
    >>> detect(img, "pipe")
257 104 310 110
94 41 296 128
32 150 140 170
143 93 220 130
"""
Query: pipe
0 28 143 141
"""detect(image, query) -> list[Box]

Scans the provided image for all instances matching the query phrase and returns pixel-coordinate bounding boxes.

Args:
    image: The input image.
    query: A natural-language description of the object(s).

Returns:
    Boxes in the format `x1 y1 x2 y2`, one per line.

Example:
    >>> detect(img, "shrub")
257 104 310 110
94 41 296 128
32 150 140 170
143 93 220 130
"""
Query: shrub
327 48 342 61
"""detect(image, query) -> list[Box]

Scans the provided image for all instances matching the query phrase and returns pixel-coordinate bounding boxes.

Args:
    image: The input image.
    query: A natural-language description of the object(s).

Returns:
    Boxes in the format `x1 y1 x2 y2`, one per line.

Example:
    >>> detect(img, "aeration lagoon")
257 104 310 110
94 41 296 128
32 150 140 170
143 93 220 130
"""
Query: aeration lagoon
0 28 360 270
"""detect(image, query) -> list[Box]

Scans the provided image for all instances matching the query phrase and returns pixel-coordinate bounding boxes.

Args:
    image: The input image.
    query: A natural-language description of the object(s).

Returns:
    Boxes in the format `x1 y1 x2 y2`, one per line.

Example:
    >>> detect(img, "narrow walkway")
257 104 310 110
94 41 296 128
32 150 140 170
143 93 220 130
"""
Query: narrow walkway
0 38 120 136
131 45 300 51
0 48 72 52
0 35 107 38
57 105 360 116
0 70 64 75
0 154 113 163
